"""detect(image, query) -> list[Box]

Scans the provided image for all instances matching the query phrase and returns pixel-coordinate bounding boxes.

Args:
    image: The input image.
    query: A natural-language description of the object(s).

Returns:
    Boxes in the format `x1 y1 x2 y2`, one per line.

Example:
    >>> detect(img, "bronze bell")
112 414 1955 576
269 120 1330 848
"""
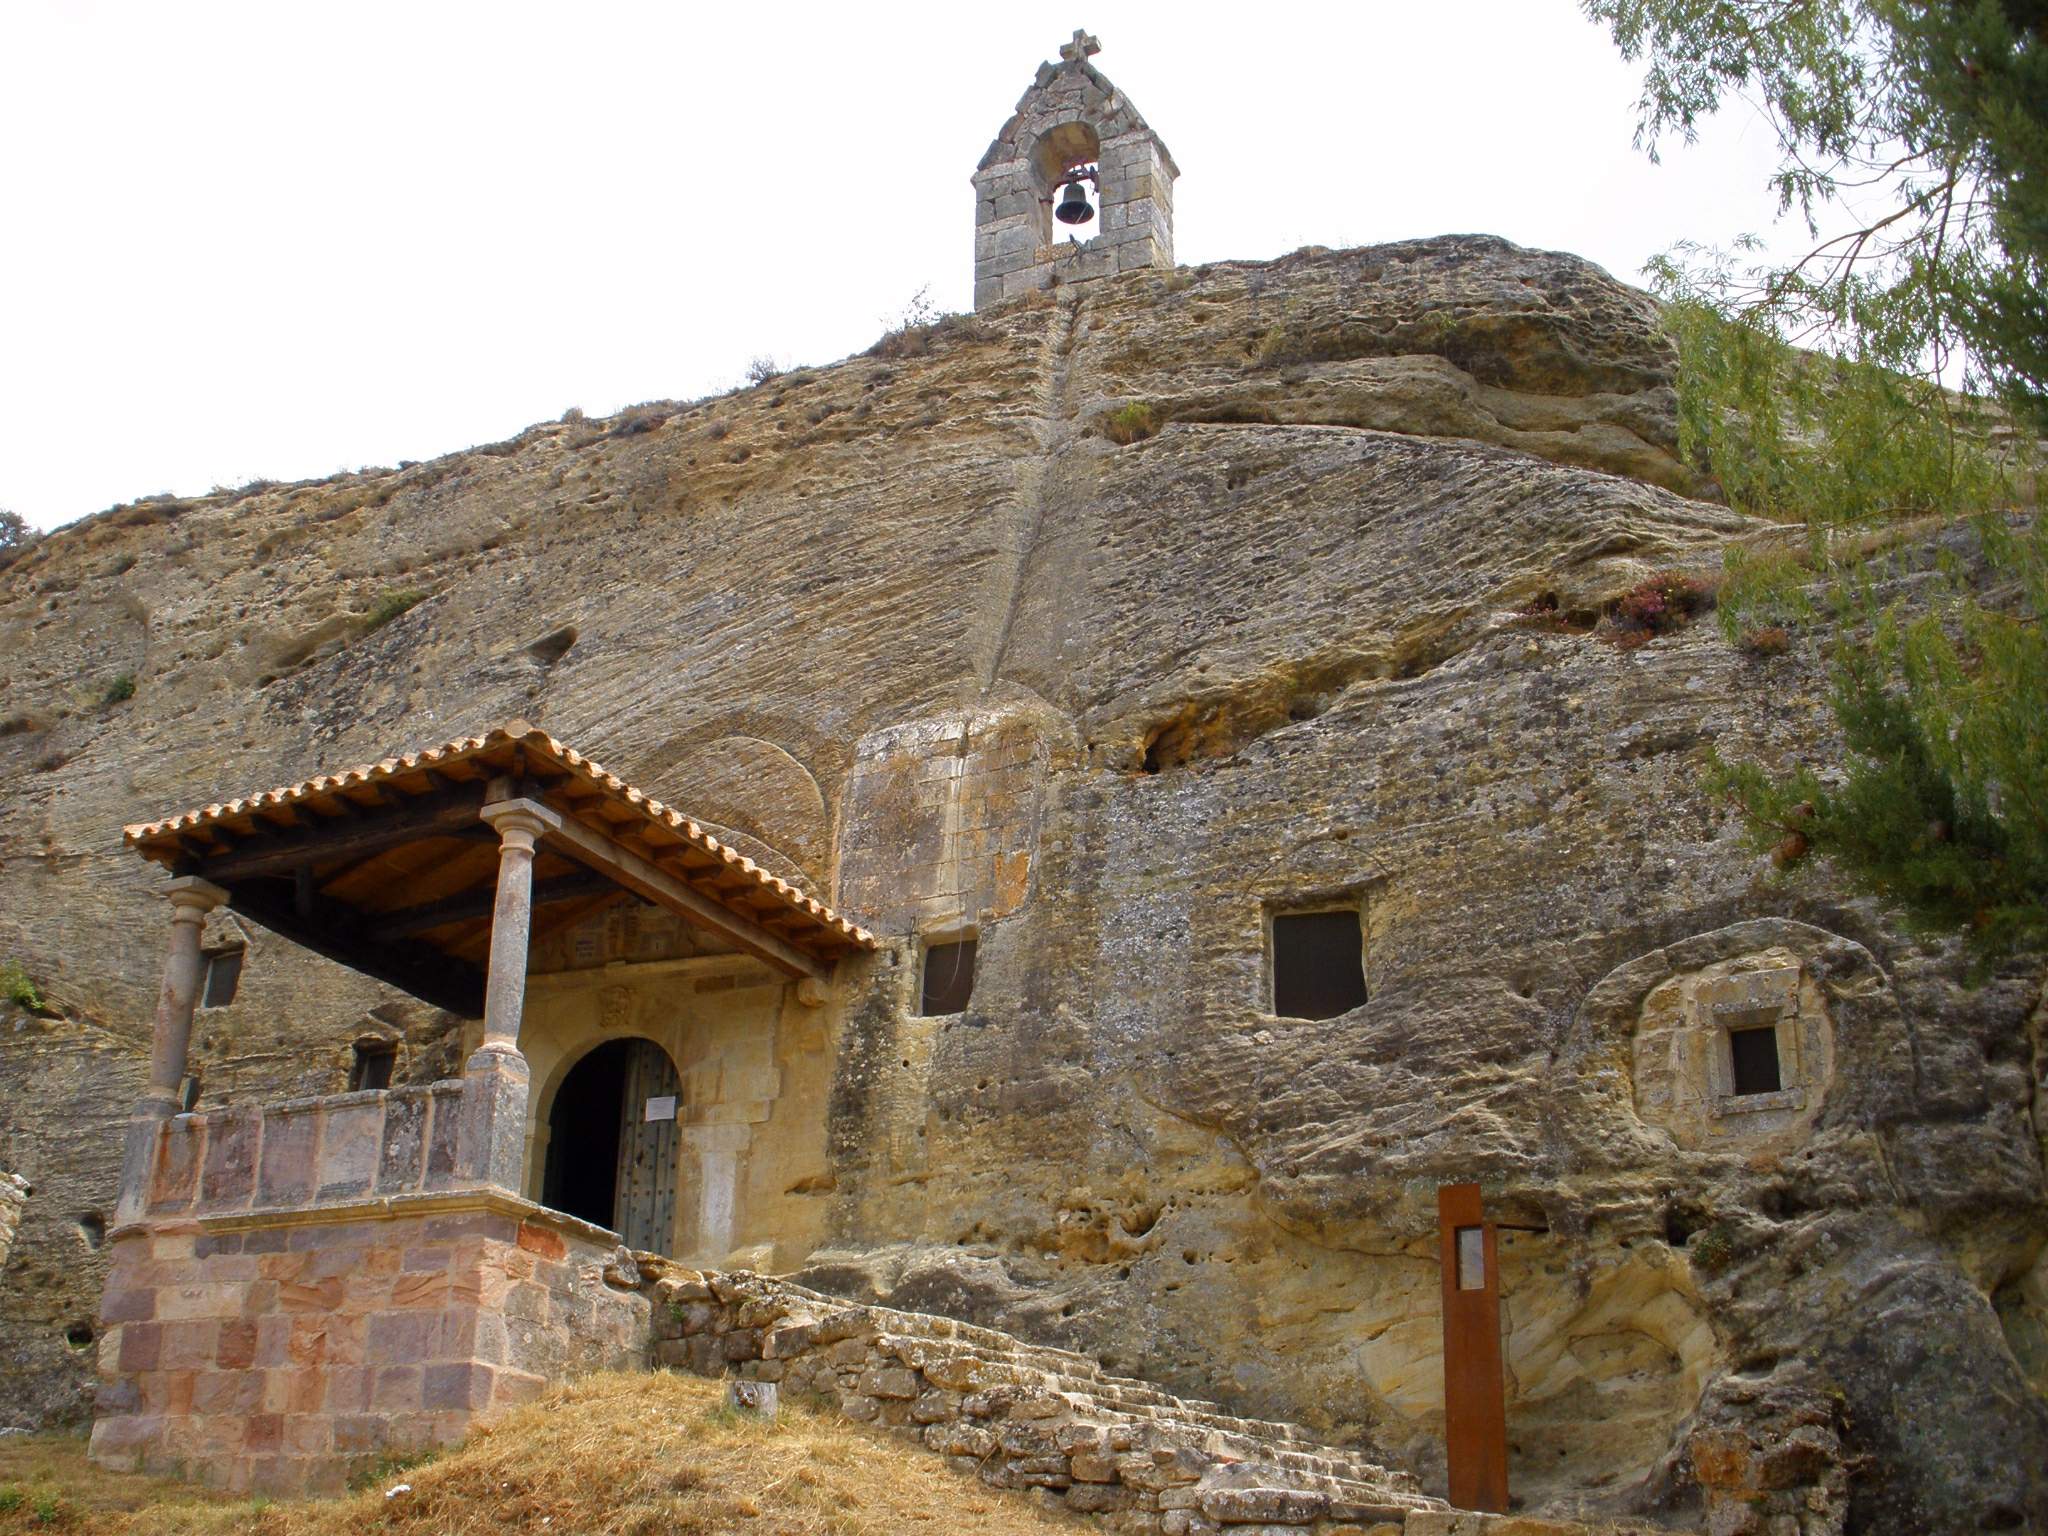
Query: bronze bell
1054 178 1095 225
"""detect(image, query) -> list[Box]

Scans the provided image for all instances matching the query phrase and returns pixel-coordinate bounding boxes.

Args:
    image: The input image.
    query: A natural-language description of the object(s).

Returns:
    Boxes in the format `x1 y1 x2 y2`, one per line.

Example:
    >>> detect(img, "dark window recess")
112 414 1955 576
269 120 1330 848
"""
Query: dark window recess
350 1041 398 1092
1271 909 1367 1020
178 1075 203 1113
920 939 978 1016
201 948 243 1008
1729 1026 1783 1096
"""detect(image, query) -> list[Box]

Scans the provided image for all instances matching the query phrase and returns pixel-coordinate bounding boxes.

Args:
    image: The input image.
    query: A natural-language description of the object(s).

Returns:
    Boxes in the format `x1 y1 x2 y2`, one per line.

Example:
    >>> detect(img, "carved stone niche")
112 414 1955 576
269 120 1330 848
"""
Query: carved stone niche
1632 946 1834 1151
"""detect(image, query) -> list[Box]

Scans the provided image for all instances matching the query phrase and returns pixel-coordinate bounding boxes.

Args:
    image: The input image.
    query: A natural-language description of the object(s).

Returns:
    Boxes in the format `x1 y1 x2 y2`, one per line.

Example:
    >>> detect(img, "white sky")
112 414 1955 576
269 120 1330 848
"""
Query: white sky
0 2 1803 532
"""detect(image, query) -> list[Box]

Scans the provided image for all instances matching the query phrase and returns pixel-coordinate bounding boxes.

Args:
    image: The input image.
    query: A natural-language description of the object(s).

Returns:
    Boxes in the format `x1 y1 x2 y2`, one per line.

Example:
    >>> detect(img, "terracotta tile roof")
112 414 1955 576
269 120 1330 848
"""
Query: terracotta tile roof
124 720 877 961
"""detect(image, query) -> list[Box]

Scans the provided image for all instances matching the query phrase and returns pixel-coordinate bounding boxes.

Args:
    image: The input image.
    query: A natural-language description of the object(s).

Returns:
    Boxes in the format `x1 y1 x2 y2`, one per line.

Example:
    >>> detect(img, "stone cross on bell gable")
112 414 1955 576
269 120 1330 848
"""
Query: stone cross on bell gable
1059 29 1101 65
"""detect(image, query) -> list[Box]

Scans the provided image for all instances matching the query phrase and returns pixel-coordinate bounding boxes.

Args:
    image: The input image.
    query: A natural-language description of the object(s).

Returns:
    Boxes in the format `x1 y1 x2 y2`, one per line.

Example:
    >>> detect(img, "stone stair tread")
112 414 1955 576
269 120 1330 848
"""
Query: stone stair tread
714 1272 1431 1507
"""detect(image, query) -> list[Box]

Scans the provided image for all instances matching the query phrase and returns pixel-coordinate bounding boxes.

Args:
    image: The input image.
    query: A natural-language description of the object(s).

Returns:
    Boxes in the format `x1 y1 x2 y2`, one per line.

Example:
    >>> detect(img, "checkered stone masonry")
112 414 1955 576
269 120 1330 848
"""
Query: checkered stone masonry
89 1199 650 1496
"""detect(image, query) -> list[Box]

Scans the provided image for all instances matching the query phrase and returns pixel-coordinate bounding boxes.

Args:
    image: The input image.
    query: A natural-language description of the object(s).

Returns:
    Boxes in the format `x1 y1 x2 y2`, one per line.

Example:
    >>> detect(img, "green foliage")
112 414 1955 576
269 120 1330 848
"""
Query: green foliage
1103 402 1160 446
0 509 30 552
1708 513 2048 971
1585 0 2048 429
1592 0 2048 970
1 960 46 1013
98 672 136 707
364 588 426 632
0 1485 21 1514
29 1491 62 1525
1660 293 2009 532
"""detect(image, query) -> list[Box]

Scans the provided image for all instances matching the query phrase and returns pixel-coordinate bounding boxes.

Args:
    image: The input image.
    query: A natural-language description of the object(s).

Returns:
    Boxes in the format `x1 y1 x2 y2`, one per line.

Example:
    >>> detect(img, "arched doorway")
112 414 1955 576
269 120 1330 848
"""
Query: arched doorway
540 1038 682 1253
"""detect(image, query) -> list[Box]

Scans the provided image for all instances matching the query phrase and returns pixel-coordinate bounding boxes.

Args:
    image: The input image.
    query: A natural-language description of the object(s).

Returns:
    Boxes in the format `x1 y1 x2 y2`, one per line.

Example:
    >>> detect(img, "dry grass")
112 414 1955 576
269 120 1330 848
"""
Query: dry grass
0 1373 1087 1536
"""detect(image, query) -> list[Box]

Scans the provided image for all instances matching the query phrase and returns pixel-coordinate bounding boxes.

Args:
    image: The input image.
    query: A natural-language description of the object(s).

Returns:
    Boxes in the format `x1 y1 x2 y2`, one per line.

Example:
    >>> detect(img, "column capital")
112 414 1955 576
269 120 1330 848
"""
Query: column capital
163 876 229 918
481 797 559 851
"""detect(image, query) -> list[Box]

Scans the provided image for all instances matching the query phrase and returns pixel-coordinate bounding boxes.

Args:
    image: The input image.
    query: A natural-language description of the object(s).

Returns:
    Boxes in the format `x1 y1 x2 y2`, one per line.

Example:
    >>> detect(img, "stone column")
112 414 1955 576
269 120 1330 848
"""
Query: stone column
117 876 226 1223
143 877 228 1117
474 801 548 1063
459 800 551 1191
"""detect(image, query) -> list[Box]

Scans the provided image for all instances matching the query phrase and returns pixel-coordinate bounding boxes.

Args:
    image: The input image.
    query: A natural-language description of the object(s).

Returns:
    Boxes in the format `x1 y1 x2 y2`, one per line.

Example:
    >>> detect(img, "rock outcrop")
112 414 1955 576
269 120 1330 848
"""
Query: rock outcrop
0 235 2042 1532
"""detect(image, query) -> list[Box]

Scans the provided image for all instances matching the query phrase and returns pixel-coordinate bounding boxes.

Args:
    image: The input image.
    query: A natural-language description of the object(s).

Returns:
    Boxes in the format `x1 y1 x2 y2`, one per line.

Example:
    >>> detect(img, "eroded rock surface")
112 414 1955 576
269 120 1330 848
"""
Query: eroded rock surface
0 236 2042 1531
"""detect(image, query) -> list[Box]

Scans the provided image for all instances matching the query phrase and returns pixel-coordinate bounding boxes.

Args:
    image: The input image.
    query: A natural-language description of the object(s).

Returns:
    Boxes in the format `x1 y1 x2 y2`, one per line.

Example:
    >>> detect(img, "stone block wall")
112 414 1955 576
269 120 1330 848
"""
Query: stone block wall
972 56 1179 310
89 1195 649 1495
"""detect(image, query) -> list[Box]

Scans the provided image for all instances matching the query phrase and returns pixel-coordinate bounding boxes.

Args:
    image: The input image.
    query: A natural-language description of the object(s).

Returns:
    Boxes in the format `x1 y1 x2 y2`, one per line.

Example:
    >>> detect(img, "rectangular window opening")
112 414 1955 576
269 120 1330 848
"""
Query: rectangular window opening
200 948 243 1008
350 1040 397 1092
1455 1227 1487 1291
1728 1026 1783 1097
919 937 978 1016
1270 908 1367 1020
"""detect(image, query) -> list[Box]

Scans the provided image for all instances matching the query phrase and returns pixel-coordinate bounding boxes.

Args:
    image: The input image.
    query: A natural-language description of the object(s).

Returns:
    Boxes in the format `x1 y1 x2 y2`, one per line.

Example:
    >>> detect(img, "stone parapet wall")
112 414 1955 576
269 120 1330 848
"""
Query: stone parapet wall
129 1071 522 1223
89 1192 649 1495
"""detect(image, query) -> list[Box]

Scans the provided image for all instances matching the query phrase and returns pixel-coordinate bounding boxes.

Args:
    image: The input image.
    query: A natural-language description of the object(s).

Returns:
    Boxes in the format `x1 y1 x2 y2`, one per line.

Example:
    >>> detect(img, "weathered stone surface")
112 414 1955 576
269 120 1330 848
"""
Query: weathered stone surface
0 224 2042 1534
1080 238 1698 490
1198 1485 1329 1523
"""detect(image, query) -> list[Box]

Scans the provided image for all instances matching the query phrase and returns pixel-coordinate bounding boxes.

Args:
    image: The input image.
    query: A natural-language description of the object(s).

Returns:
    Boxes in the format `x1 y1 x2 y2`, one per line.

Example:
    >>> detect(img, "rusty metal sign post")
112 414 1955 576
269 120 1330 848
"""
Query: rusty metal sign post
1438 1181 1509 1512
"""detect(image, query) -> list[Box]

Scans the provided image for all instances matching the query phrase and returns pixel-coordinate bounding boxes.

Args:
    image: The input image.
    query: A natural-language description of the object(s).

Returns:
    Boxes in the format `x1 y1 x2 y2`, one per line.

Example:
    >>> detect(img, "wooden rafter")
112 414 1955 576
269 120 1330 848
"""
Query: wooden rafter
517 799 827 981
369 869 617 941
188 782 491 883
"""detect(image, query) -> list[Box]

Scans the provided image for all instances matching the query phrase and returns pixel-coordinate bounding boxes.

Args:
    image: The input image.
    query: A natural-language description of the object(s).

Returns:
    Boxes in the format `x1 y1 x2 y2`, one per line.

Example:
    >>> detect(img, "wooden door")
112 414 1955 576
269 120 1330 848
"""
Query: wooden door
612 1039 681 1254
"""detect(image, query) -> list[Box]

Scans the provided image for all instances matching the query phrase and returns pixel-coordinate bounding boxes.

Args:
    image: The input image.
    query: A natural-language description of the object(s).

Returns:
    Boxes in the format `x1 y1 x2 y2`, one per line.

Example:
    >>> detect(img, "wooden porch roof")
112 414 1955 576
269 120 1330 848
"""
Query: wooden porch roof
124 721 877 1015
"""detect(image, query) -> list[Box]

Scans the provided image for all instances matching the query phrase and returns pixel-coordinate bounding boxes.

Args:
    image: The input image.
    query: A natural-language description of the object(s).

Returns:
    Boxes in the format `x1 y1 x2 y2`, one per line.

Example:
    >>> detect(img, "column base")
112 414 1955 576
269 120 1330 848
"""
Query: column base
457 1049 531 1191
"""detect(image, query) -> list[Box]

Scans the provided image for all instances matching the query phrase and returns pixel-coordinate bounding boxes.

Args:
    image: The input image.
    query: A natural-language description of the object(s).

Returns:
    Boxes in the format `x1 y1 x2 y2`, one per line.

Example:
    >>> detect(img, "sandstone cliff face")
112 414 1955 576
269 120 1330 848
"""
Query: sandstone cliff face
0 237 2042 1531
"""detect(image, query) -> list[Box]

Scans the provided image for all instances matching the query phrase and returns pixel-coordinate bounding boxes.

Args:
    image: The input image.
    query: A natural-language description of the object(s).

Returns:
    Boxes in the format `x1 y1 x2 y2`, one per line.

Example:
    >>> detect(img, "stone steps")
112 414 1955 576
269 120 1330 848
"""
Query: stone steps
644 1266 1437 1533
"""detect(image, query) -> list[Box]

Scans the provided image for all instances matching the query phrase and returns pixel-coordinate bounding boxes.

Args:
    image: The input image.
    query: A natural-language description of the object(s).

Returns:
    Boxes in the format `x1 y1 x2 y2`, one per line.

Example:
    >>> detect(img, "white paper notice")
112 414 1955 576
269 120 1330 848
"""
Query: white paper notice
644 1095 677 1123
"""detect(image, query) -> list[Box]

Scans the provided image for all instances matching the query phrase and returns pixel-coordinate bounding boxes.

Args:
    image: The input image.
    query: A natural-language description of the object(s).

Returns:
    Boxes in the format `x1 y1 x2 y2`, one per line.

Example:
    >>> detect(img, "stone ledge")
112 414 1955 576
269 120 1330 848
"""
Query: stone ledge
111 1184 626 1251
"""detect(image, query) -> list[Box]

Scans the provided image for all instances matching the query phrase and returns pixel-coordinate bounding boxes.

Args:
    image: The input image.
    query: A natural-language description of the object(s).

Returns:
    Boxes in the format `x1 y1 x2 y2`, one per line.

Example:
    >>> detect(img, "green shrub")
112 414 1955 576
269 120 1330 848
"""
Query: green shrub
0 1484 22 1513
364 589 426 632
1103 403 1160 446
2 960 45 1013
99 672 136 707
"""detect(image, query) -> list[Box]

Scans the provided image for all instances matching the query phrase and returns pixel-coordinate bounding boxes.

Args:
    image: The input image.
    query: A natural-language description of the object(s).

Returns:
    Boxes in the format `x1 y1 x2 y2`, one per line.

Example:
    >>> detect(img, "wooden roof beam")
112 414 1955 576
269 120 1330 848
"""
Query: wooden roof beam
368 868 618 942
190 781 490 883
502 797 828 982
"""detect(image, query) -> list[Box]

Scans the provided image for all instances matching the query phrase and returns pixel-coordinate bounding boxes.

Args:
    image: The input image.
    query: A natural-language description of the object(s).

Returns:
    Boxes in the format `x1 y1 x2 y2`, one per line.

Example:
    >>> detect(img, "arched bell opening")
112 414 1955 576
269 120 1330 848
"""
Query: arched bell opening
1031 120 1101 244
539 1035 683 1253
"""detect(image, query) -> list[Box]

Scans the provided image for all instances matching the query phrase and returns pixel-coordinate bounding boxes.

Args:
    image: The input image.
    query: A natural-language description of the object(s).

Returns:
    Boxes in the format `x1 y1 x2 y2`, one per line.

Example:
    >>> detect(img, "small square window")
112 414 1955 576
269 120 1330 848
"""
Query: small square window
919 938 977 1016
350 1040 397 1092
1728 1026 1782 1096
200 948 243 1008
1270 909 1366 1020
